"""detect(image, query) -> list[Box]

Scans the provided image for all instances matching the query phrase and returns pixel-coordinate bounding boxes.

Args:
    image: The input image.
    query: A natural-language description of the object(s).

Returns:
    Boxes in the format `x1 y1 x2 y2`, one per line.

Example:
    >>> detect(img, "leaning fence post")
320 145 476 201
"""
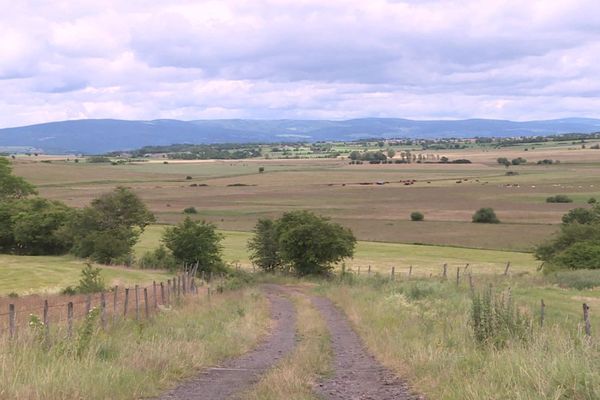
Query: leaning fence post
391 266 395 281
409 265 412 278
456 267 460 286
9 304 16 339
468 273 474 295
160 282 165 305
153 281 158 309
124 288 130 317
464 263 470 272
135 285 140 321
504 261 511 276
540 299 545 327
43 300 49 344
368 265 371 276
583 303 591 337
100 292 106 330
113 286 118 322
442 263 448 280
144 288 149 319
67 302 73 338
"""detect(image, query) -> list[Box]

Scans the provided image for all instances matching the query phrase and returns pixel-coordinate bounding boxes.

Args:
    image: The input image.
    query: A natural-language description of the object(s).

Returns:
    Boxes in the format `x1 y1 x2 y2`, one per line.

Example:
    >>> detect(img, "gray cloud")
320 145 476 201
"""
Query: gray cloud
1 0 600 127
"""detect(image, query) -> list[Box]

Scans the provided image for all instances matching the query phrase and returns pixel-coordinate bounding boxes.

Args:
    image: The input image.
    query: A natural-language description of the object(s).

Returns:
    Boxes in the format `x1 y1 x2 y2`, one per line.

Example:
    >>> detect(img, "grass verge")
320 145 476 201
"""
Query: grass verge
0 288 270 400
318 275 600 400
243 289 331 400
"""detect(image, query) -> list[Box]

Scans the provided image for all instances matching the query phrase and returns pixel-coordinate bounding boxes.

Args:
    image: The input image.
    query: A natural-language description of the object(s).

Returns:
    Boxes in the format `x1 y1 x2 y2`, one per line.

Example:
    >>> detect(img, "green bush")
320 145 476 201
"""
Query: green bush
76 263 106 294
183 207 197 214
547 269 600 289
410 211 424 221
139 245 178 270
470 286 532 348
472 208 500 223
554 242 600 270
546 195 573 203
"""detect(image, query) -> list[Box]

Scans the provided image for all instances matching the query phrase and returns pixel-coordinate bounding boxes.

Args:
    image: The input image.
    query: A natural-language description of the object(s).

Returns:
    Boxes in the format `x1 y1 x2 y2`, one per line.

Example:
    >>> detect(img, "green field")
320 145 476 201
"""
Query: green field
0 254 172 295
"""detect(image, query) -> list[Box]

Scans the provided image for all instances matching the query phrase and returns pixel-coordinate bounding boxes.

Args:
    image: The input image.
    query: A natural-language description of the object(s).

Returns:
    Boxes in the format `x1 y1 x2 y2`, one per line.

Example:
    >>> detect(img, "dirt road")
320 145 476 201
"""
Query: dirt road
156 284 419 399
157 285 297 400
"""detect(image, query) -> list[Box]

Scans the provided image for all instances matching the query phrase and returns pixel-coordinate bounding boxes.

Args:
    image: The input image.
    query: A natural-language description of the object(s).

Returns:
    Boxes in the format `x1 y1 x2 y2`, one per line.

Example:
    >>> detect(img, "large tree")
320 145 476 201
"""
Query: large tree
247 218 282 272
162 217 224 272
248 211 356 275
69 187 155 263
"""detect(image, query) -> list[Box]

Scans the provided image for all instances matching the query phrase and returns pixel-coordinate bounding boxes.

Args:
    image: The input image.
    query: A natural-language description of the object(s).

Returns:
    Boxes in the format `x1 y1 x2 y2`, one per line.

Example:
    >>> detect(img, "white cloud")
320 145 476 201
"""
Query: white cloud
1 0 600 127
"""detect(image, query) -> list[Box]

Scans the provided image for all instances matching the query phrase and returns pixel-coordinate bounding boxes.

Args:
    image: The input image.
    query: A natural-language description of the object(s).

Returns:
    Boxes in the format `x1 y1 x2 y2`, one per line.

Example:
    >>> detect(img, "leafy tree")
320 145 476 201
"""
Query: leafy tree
561 207 599 225
248 219 282 271
0 158 36 200
546 195 573 203
276 211 356 275
11 198 74 255
387 148 396 158
69 187 155 263
410 211 424 221
162 217 224 272
183 206 198 214
472 208 500 223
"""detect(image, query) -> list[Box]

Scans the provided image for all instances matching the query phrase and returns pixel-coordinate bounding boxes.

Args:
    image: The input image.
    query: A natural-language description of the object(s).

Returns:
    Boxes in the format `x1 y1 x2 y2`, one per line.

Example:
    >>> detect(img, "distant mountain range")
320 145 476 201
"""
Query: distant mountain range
1 117 600 154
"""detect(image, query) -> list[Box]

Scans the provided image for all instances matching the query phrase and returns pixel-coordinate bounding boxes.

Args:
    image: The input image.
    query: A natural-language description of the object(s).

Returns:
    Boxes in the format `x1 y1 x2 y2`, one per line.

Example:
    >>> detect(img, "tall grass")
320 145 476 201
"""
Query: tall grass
319 277 600 400
243 291 331 400
0 289 270 400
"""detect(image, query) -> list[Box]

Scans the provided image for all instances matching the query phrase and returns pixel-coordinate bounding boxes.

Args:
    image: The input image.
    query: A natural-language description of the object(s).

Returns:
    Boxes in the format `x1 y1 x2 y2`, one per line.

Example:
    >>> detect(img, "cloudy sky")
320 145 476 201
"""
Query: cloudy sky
1 0 600 127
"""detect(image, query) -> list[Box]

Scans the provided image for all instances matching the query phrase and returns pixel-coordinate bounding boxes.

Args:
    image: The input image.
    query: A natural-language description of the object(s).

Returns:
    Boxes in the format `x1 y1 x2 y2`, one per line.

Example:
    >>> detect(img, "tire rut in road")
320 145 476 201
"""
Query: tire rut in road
312 296 421 400
156 285 297 400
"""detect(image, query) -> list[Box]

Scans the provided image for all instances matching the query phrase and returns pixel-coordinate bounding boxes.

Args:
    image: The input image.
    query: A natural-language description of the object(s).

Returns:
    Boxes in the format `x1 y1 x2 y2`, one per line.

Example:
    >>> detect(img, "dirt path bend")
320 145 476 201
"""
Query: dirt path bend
157 285 297 400
312 296 421 400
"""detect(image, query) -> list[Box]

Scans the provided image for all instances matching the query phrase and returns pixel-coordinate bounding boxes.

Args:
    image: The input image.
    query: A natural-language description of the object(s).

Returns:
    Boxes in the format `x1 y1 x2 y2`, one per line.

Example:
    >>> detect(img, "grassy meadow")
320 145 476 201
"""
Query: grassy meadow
0 288 271 400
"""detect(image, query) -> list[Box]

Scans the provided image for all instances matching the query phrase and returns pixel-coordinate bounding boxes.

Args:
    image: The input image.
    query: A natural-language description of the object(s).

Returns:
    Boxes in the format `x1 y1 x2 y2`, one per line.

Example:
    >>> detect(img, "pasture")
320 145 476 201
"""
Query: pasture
12 144 600 252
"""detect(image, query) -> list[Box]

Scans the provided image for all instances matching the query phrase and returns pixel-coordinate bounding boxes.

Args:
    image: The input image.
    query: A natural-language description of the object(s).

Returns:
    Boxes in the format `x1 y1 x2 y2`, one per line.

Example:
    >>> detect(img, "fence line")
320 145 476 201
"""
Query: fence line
0 272 220 339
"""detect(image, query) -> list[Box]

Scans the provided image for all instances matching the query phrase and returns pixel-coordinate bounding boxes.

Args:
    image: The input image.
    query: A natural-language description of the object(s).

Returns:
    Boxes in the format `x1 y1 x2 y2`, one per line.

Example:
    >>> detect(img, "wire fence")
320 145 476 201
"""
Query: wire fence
0 272 214 339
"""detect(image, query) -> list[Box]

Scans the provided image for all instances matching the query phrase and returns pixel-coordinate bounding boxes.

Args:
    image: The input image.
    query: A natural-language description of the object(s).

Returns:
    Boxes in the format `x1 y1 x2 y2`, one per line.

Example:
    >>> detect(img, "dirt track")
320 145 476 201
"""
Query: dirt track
156 285 297 400
156 285 419 399
312 296 420 400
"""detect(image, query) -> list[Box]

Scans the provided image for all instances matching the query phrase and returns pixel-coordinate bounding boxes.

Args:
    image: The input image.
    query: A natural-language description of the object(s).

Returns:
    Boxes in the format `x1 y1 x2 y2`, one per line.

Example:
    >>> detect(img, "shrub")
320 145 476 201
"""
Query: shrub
183 206 197 214
76 263 106 294
546 195 573 203
554 242 600 270
139 245 178 270
86 156 111 163
470 286 532 348
248 219 282 272
561 207 598 224
588 197 597 204
472 208 500 223
185 176 192 180
511 157 527 165
61 286 77 295
258 167 265 173
547 269 600 289
410 211 424 221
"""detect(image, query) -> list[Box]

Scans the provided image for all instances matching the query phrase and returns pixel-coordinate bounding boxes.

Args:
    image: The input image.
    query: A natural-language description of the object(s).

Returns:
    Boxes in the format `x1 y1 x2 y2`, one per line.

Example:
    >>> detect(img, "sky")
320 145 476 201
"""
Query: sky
1 0 600 127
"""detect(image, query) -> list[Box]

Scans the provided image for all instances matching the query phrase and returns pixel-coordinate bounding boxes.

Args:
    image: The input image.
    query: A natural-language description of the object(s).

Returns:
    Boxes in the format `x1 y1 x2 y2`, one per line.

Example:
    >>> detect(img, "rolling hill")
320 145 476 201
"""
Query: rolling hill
1 117 600 154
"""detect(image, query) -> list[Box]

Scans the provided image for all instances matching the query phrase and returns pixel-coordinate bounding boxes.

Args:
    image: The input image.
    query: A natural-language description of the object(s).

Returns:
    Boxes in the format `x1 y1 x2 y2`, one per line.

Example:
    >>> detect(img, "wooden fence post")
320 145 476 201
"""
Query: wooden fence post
43 300 49 344
456 267 460 286
144 288 149 319
100 292 106 330
160 282 165 305
540 299 545 327
368 265 371 276
464 263 470 272
442 263 448 280
468 273 474 295
583 303 591 337
124 288 130 317
357 266 361 275
207 286 211 303
504 262 511 276
9 304 15 339
201 270 205 282
153 281 158 309
177 276 181 297
113 286 118 322
85 294 92 315
409 265 412 278
67 302 73 338
182 274 187 295
166 281 171 306
135 285 140 321
391 266 395 281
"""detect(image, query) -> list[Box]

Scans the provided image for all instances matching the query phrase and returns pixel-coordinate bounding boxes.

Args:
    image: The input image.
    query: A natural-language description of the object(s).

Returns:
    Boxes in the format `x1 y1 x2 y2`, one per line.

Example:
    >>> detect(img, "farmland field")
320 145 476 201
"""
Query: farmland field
12 144 600 252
